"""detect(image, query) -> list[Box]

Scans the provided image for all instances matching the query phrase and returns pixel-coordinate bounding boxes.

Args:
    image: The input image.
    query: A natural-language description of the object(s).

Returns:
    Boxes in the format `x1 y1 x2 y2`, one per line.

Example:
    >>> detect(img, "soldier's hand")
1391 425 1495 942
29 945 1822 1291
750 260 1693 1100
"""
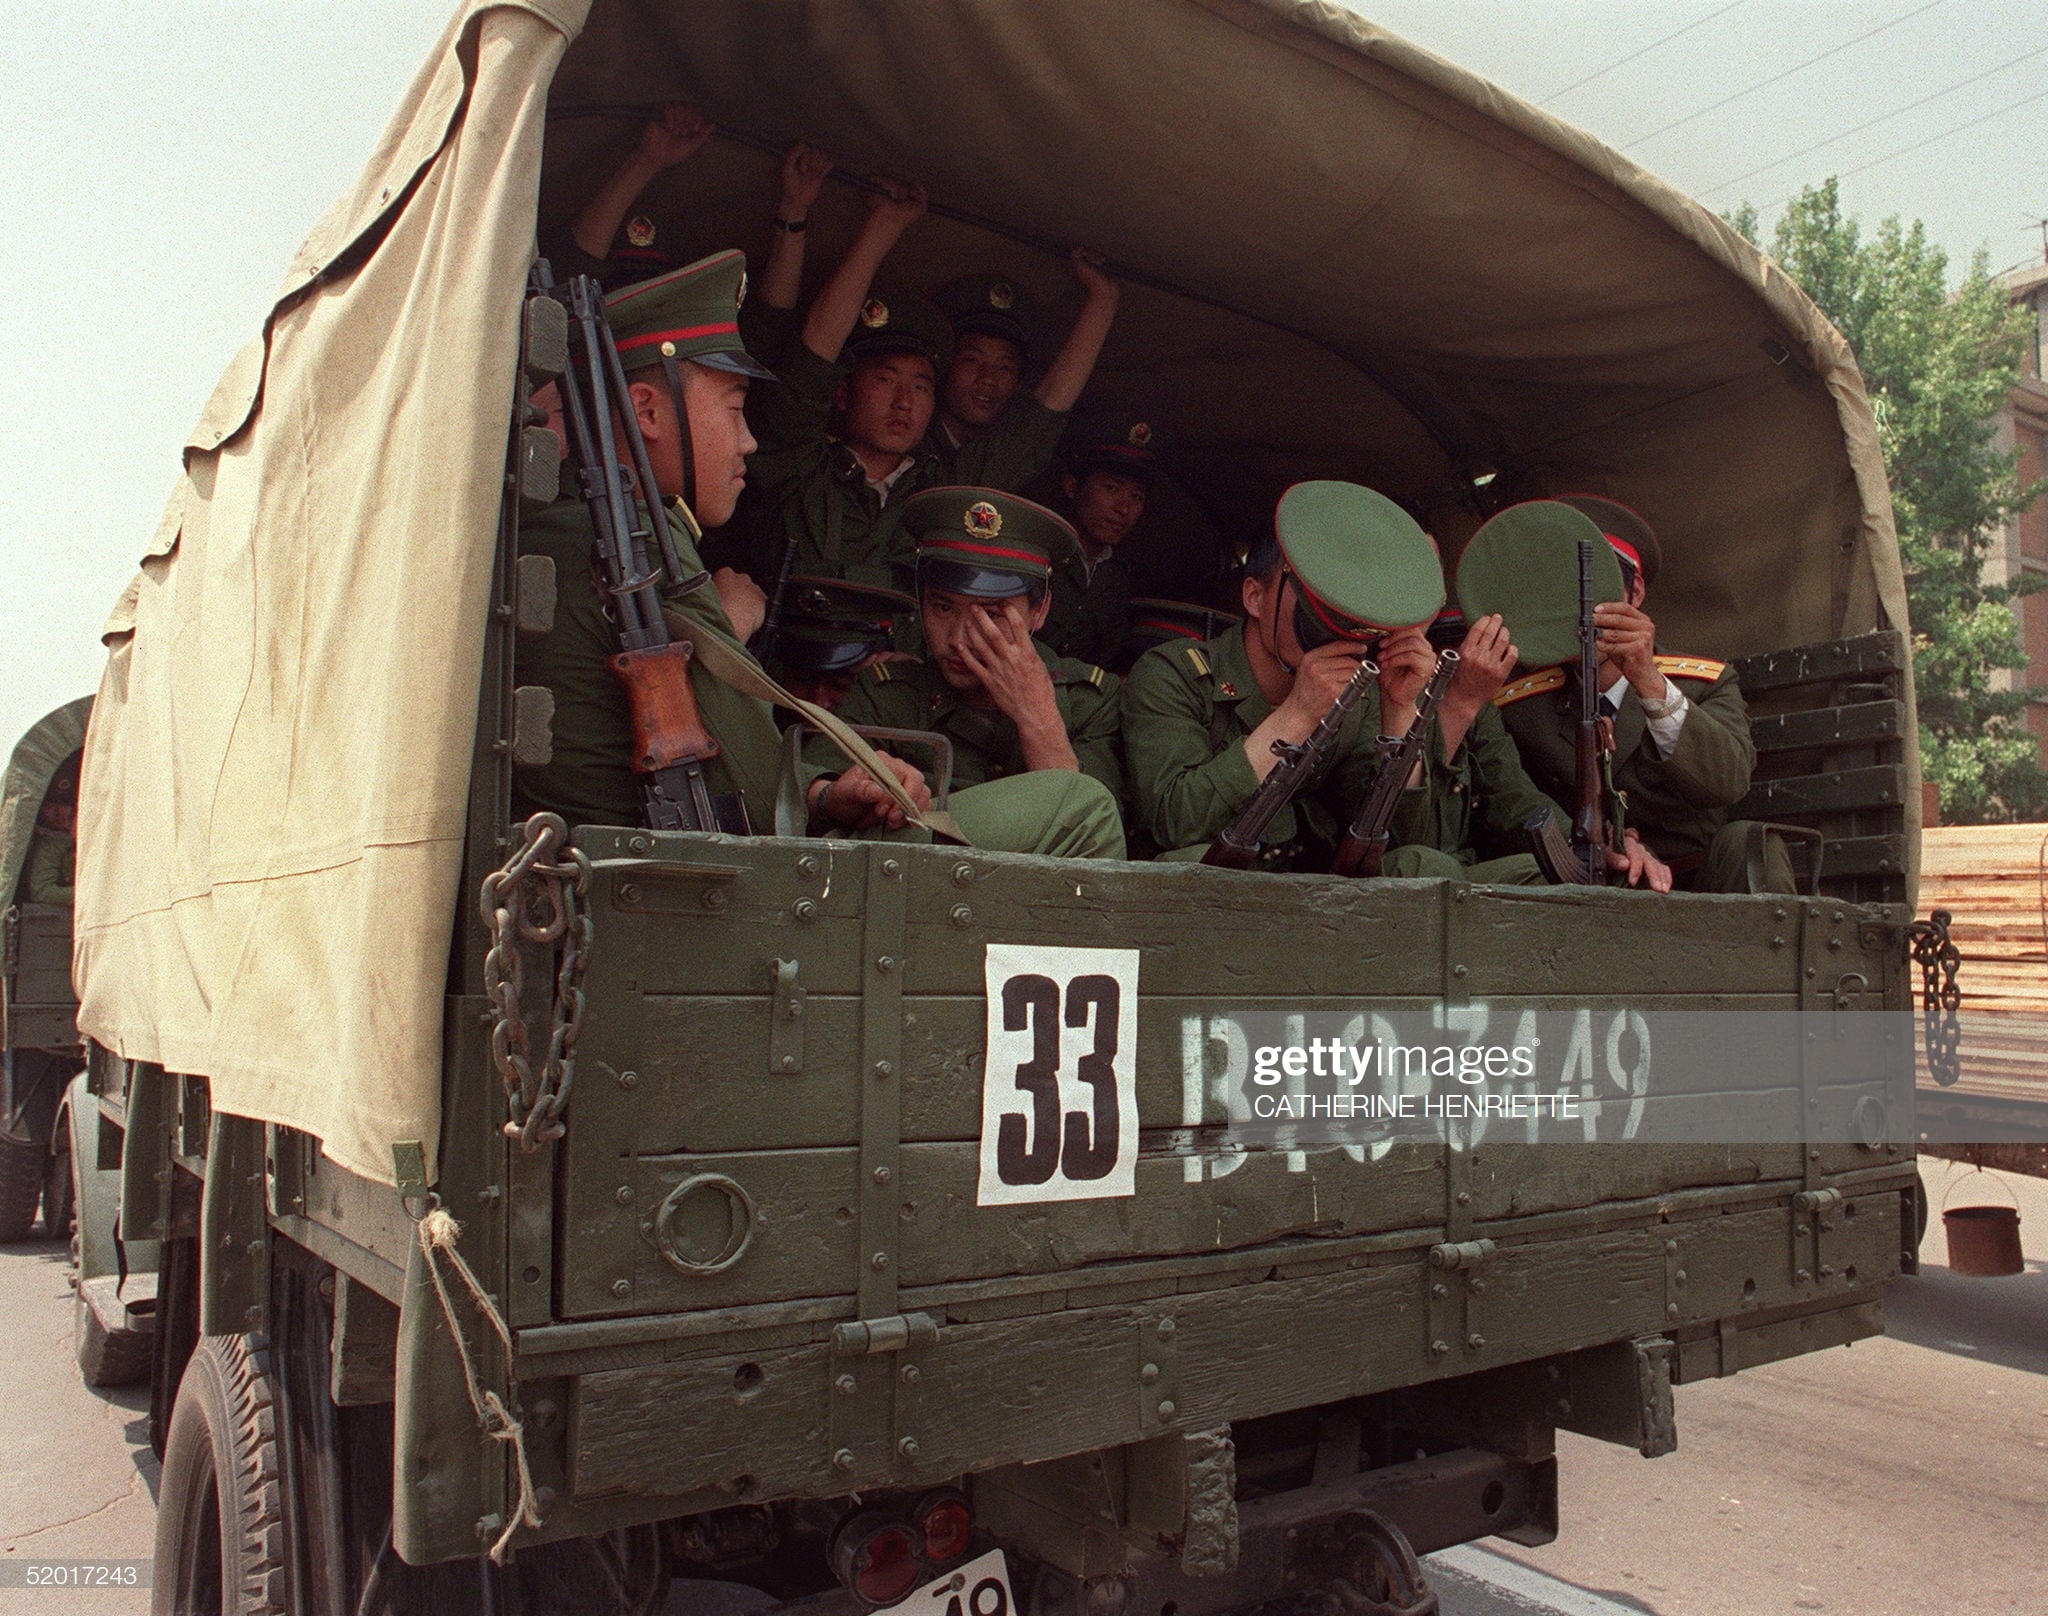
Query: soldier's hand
1280 641 1371 729
1069 249 1120 305
637 102 715 169
863 178 929 236
1447 613 1516 710
1375 626 1435 715
779 141 834 216
1607 829 1673 893
812 753 932 832
1594 602 1660 694
957 599 1058 723
709 567 767 642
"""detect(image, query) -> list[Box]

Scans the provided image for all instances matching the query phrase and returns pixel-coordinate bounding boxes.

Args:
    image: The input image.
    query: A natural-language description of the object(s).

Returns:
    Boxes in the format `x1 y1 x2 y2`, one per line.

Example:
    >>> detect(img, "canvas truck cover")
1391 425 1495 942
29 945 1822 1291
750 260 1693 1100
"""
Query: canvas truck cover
1 697 92 906
75 0 1910 1185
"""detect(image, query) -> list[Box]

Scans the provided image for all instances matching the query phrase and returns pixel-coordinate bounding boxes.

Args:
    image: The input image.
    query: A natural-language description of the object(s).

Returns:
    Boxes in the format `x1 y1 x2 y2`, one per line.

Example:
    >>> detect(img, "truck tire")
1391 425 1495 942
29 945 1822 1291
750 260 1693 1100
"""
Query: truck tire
44 1119 74 1240
153 1335 289 1616
0 1130 44 1242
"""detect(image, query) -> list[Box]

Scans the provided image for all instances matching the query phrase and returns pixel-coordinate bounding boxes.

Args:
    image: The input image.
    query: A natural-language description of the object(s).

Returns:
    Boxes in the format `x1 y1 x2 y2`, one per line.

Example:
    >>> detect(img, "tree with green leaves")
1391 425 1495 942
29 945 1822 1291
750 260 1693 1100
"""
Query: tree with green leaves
1732 180 2046 823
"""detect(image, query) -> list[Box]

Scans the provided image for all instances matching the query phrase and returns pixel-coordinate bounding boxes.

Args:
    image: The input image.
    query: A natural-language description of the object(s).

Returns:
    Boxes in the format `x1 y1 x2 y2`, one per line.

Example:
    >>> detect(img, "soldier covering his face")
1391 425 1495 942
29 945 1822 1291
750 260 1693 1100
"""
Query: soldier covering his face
1481 496 1790 893
1122 481 1564 879
804 488 1126 855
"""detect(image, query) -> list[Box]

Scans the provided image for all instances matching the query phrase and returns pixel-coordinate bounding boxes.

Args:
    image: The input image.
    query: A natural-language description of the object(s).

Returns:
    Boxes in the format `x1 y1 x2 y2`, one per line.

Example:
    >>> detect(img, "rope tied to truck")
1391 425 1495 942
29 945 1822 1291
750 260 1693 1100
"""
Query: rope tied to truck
414 1204 543 1564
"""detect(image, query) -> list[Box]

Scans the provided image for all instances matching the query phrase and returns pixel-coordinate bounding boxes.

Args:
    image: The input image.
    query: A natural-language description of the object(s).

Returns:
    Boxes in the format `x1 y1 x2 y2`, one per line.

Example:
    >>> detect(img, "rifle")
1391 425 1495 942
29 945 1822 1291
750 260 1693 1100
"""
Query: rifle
542 264 743 834
1525 537 1622 883
1330 649 1459 878
1202 656 1377 870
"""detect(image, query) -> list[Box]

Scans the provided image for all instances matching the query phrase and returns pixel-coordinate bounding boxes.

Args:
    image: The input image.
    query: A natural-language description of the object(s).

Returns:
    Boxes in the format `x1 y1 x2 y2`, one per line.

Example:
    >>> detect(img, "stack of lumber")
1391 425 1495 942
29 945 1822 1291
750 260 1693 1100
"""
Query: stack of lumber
1918 823 2048 1107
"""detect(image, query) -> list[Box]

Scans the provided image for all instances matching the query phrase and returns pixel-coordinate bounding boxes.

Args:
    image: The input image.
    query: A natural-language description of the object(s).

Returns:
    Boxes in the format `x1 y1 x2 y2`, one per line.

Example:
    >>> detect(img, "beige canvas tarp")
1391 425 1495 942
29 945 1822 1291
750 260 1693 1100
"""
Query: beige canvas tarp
75 1 587 1183
77 0 1912 1186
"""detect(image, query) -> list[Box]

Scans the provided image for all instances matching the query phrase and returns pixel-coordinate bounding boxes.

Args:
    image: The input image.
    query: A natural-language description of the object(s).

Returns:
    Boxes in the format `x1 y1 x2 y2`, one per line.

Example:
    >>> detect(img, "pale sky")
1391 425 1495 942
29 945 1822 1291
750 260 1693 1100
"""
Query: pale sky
3 1 2044 752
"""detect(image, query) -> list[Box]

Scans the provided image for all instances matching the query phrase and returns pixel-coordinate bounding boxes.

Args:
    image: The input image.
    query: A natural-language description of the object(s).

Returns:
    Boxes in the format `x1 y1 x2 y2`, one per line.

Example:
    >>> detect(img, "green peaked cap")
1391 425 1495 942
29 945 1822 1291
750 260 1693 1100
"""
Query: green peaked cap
905 486 1078 599
606 248 774 379
1067 408 1167 480
932 272 1038 355
843 294 952 372
1127 597 1240 650
1274 481 1444 633
1456 499 1625 669
771 576 917 673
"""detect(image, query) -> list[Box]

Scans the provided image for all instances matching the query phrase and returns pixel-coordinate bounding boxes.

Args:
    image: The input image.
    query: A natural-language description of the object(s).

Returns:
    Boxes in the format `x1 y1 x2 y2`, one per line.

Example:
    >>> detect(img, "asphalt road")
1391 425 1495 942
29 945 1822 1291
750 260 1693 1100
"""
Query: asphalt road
1 1156 2041 1616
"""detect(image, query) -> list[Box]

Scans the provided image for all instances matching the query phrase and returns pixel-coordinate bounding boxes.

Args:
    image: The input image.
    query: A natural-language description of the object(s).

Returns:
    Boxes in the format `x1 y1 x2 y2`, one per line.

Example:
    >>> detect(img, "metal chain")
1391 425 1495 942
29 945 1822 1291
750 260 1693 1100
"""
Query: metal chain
479 813 593 1148
1908 908 1963 1088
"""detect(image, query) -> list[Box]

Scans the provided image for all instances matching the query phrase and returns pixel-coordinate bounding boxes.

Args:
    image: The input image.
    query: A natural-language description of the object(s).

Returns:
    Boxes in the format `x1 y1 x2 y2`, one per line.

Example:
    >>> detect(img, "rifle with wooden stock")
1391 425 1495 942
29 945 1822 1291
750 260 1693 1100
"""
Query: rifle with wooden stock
1330 649 1458 878
1202 655 1377 870
543 265 741 834
1524 536 1622 883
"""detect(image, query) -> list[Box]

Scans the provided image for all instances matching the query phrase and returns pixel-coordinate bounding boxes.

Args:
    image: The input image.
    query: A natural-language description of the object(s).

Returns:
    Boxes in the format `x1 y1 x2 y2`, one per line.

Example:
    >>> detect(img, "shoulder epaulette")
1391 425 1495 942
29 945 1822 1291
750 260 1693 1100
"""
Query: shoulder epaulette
871 661 895 684
1494 667 1566 707
1086 665 1107 690
1655 654 1726 682
1184 646 1212 679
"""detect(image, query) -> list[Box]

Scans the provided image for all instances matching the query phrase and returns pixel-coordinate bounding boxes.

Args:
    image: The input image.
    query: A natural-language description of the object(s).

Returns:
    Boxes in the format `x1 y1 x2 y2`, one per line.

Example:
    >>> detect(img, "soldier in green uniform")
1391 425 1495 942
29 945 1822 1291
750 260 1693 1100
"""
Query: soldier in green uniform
1482 496 1789 892
762 576 916 712
730 182 1121 600
515 251 1120 858
22 756 78 905
1117 598 1242 669
1123 481 1567 879
1040 411 1160 667
812 489 1126 822
540 102 714 290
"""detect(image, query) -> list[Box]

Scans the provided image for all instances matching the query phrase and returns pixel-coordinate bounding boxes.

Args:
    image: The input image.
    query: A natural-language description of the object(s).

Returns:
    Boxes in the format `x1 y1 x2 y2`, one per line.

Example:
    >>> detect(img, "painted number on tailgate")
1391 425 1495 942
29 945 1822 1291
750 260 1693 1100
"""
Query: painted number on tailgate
979 944 1139 1205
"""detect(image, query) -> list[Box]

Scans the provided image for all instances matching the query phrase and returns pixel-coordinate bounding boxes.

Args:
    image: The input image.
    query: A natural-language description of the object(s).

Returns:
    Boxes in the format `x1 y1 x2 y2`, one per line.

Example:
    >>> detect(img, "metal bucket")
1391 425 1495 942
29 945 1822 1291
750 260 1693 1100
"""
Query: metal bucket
1942 1174 2024 1277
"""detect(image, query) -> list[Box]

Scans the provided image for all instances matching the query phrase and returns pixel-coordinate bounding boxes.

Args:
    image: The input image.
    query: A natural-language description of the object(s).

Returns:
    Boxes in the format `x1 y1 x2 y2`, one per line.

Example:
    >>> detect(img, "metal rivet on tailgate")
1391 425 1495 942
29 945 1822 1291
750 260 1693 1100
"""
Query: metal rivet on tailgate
611 1279 631 1298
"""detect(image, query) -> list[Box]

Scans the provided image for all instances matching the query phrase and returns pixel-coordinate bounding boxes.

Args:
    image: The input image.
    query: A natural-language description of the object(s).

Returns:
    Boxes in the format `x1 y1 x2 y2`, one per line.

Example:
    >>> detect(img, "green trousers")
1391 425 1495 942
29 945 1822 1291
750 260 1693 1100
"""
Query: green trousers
1377 846 1547 884
1691 821 1798 894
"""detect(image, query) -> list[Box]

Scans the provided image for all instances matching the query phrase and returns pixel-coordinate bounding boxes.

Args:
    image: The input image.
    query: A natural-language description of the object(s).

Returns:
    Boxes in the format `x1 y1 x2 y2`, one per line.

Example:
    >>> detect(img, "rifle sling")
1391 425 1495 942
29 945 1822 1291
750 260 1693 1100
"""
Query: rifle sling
685 625 969 845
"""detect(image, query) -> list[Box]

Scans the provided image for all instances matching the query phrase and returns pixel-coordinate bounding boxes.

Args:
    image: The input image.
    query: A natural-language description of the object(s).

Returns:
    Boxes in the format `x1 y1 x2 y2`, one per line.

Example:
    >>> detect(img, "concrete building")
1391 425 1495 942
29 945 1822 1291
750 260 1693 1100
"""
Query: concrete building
1990 256 2048 765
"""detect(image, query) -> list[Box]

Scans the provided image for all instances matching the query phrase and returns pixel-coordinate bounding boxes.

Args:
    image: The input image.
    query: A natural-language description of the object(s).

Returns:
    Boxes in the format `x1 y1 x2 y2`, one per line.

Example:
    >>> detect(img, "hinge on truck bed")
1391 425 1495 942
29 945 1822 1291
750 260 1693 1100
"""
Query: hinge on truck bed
1426 1236 1496 1361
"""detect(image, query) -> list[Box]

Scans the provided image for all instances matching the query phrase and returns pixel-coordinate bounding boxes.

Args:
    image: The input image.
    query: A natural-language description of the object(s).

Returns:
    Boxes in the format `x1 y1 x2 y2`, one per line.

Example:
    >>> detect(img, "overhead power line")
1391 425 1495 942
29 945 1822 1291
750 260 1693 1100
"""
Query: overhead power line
1539 0 1752 105
1696 41 2048 198
1621 0 1948 151
1756 84 2048 216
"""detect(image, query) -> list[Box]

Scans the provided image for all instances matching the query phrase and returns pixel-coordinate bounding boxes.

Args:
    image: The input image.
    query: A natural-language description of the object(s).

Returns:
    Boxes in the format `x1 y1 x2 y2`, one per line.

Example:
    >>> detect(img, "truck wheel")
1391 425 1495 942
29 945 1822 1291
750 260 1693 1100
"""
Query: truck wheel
0 1130 44 1242
44 1120 74 1240
153 1335 289 1616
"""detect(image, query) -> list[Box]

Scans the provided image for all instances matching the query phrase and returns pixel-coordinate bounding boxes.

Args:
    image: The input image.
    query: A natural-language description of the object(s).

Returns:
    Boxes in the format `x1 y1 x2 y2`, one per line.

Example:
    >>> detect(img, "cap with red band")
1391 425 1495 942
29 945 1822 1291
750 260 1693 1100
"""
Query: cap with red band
1555 493 1660 586
905 486 1078 600
1273 481 1445 636
605 249 775 381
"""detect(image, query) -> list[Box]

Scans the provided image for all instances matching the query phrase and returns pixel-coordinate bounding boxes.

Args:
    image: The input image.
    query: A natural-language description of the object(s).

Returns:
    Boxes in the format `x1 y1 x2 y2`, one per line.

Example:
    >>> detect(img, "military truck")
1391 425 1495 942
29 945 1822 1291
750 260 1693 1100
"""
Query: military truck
1 698 89 1245
70 3 1926 1612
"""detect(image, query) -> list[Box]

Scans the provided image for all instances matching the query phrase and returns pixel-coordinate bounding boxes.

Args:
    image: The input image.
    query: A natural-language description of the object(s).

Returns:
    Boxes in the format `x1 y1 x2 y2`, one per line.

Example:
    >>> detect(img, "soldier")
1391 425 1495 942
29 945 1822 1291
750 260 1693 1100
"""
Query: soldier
516 252 1119 858
541 102 714 290
733 181 1121 598
1124 482 1679 884
762 576 916 712
22 756 79 905
1040 411 1160 667
812 489 1126 819
1488 495 1788 892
